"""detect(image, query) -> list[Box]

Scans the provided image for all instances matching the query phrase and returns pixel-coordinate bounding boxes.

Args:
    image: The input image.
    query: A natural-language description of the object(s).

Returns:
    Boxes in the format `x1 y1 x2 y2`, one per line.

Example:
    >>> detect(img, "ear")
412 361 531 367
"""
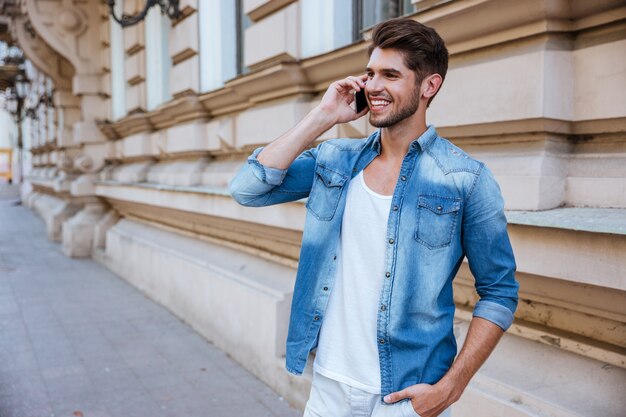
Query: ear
421 74 443 100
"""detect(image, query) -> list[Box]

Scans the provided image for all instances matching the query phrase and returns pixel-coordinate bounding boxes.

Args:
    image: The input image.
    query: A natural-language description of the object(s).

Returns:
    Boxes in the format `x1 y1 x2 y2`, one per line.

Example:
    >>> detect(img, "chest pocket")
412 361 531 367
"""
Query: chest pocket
306 164 348 221
415 195 461 249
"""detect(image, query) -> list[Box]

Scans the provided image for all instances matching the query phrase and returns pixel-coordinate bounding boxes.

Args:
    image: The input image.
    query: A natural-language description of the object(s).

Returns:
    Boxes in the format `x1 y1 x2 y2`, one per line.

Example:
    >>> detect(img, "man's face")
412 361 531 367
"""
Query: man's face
365 47 421 128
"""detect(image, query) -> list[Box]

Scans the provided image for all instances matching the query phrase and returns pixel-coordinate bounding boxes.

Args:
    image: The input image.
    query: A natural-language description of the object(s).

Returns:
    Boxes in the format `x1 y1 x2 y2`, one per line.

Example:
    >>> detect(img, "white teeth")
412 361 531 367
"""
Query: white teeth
371 100 390 106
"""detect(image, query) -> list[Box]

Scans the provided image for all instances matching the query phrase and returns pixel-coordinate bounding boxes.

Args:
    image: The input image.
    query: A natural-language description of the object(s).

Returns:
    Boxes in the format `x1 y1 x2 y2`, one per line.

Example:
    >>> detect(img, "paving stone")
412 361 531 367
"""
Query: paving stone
0 395 54 417
50 398 110 417
0 189 301 417
106 392 167 417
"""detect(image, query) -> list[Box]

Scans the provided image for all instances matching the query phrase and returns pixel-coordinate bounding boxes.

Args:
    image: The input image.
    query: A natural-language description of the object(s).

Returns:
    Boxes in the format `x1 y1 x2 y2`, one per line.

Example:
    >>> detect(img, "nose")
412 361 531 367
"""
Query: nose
366 75 384 95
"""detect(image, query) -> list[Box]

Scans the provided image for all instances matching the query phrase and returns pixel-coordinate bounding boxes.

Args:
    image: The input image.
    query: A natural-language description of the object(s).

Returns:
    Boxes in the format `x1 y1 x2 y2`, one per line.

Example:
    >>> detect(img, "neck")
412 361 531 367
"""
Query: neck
379 112 428 160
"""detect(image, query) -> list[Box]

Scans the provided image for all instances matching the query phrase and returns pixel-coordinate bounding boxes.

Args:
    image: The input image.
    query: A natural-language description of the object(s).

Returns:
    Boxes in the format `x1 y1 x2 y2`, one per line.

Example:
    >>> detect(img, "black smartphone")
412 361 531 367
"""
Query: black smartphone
355 88 368 113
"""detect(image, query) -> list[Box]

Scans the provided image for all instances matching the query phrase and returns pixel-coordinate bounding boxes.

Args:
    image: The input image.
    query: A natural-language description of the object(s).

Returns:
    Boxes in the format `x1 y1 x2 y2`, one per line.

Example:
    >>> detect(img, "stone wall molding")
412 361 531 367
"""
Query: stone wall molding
23 0 103 81
11 15 74 90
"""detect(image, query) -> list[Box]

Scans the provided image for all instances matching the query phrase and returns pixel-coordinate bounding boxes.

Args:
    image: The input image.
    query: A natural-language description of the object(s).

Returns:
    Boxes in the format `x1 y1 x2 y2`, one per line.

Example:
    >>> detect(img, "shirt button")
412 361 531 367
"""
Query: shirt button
323 287 328 291
388 238 394 244
314 316 320 321
380 305 386 311
393 205 398 211
437 205 443 211
379 338 385 344
385 272 391 278
401 175 406 181
333 255 337 260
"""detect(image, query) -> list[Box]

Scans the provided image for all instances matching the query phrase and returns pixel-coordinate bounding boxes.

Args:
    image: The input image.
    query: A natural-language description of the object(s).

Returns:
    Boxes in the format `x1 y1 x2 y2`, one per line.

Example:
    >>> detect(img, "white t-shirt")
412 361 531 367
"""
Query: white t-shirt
314 170 392 394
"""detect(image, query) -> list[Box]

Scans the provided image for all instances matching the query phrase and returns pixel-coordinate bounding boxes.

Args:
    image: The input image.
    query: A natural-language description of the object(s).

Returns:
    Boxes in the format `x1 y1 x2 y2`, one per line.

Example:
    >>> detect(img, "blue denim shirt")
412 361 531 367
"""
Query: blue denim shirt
229 126 518 398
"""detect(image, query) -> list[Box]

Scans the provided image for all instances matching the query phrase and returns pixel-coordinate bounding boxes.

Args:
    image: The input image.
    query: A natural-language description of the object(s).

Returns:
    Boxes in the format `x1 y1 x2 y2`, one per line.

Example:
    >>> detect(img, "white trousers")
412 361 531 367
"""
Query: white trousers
303 372 452 417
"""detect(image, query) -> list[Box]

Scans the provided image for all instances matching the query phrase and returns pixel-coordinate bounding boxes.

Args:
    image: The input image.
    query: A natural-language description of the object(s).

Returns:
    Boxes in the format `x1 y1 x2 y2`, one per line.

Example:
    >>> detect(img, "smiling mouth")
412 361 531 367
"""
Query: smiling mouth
369 98 391 112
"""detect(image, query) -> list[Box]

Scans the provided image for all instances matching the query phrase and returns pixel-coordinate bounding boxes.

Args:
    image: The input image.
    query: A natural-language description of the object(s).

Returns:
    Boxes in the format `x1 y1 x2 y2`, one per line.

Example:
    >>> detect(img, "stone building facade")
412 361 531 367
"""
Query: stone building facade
1 0 625 415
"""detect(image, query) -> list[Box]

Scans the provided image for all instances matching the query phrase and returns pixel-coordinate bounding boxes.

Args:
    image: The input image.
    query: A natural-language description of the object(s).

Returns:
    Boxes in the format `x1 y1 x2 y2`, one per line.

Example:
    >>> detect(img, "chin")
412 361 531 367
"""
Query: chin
369 114 394 128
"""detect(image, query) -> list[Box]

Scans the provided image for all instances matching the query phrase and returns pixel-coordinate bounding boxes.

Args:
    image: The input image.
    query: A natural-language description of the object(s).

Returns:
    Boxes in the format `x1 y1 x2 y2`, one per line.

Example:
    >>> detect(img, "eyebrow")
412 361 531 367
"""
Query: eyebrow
366 67 403 76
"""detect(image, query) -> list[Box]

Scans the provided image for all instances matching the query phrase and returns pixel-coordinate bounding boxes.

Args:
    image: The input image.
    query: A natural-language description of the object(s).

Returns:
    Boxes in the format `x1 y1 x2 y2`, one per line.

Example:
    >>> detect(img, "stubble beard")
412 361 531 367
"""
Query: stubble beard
369 88 421 128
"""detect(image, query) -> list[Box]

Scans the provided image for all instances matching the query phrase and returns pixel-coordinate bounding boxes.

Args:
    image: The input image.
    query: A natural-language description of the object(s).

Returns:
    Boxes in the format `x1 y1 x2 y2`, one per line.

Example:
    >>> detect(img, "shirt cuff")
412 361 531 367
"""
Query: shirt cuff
472 300 515 331
247 147 288 186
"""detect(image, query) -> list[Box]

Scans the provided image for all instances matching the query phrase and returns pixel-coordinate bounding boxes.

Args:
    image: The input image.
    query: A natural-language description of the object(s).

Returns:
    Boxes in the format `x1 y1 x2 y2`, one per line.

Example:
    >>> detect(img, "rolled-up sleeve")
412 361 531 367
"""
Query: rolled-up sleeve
246 148 289 186
229 146 318 207
462 165 519 331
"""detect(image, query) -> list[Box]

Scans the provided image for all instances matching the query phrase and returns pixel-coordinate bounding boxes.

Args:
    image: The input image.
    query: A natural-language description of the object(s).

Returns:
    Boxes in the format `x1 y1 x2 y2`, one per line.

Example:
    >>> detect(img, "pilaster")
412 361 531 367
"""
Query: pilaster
169 1 199 97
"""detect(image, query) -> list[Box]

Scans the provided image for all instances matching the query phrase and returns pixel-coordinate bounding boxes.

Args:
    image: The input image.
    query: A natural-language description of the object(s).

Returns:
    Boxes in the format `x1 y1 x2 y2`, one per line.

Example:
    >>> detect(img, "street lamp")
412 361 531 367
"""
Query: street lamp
5 72 29 185
5 89 18 114
107 0 181 27
14 72 28 98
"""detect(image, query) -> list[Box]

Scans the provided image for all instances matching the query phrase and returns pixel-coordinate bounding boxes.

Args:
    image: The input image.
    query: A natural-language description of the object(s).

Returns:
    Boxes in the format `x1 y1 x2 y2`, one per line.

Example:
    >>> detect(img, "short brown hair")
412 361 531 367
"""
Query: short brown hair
368 17 448 105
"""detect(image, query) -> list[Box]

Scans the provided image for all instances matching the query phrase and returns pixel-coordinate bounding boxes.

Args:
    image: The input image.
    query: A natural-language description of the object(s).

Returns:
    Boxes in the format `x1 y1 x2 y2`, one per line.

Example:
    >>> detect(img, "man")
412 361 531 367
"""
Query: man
230 17 518 417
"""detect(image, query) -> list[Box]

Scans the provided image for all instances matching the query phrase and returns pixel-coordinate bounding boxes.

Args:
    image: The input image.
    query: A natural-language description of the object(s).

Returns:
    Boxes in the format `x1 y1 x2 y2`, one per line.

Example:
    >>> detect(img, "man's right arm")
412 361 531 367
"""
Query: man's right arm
229 75 368 207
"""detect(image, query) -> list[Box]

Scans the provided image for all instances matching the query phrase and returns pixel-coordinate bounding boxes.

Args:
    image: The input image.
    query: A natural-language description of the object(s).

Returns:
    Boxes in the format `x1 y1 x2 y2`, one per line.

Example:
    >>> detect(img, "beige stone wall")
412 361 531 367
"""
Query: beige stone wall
8 0 626 415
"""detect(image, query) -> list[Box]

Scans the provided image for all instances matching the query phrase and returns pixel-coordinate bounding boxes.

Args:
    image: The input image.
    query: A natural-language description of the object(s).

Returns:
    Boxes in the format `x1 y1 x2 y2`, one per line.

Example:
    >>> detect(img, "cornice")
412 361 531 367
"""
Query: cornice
98 95 210 140
438 117 626 144
0 64 20 89
30 142 58 154
95 0 625 143
407 0 626 55
98 112 154 139
97 120 120 140
104 197 303 266
196 42 369 117
198 62 309 116
148 95 209 130
245 0 297 22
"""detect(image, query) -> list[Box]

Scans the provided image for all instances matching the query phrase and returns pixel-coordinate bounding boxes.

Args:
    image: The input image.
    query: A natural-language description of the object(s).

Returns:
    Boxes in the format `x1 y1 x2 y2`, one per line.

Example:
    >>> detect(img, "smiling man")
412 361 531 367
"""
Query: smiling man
230 18 518 417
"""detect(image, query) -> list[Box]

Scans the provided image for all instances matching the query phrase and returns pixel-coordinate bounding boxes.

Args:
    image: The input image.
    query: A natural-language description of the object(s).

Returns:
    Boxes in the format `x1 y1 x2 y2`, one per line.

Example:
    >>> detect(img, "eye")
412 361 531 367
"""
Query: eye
367 72 374 79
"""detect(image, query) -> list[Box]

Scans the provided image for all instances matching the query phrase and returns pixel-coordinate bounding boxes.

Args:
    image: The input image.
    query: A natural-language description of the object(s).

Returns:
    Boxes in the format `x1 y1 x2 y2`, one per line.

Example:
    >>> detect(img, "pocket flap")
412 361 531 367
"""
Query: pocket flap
418 195 461 214
315 164 348 188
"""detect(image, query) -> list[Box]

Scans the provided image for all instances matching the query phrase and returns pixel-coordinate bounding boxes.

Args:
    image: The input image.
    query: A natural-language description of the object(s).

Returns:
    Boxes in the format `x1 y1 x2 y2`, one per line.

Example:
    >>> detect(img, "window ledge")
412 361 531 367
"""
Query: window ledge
506 207 626 236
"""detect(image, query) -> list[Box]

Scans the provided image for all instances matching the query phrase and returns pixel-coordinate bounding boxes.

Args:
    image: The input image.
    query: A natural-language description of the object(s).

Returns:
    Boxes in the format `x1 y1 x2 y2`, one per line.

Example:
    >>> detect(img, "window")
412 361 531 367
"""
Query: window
358 0 416 33
235 0 251 76
199 0 238 92
110 0 126 120
299 0 416 59
145 6 171 110
300 0 353 59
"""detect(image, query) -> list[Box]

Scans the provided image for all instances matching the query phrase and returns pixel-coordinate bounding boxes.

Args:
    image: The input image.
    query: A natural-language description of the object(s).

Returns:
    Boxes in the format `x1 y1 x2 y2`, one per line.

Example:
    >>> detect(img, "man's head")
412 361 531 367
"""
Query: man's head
368 18 448 104
365 18 448 128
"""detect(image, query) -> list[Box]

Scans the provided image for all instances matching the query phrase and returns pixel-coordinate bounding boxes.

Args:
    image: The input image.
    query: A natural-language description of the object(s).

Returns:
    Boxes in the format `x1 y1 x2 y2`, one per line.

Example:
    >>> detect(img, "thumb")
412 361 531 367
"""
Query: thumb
384 388 410 404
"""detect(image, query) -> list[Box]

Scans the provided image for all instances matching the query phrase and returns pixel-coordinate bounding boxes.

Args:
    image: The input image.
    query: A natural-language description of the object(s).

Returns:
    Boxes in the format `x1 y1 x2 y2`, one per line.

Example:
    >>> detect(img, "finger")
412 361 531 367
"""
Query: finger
342 76 366 91
355 106 369 119
349 75 367 89
384 389 410 403
335 79 362 93
347 79 364 91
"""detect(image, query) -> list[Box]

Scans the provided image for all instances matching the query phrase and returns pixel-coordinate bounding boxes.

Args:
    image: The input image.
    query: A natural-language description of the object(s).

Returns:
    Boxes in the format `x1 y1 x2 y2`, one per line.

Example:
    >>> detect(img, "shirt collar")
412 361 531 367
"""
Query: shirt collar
369 125 438 154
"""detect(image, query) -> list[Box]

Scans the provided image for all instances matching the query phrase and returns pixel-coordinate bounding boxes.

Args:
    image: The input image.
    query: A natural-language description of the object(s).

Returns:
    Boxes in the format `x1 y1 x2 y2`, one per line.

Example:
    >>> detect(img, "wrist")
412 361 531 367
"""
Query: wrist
436 375 466 404
312 104 339 128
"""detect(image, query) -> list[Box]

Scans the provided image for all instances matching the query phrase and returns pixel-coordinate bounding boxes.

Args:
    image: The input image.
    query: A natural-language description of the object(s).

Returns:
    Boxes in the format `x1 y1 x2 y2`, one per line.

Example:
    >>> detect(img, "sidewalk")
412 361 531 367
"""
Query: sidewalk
0 187 301 417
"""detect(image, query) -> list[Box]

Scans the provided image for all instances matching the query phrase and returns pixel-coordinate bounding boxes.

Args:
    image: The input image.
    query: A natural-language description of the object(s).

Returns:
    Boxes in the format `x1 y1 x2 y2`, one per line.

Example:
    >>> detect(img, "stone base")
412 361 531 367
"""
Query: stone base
71 173 99 196
93 210 120 251
62 203 108 257
96 218 626 415
98 218 311 409
29 191 82 242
